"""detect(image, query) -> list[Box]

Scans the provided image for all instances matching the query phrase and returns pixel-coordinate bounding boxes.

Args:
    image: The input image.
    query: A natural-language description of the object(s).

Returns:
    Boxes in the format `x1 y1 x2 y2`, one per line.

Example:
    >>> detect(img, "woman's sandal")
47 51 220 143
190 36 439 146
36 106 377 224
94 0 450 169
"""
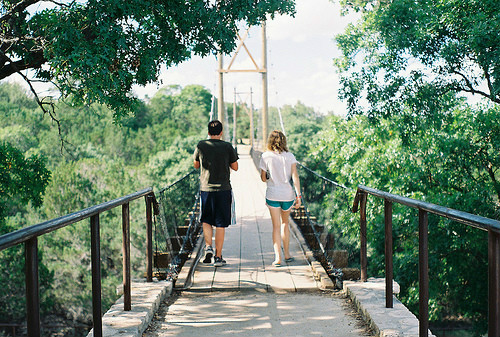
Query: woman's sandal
285 257 295 263
272 261 282 267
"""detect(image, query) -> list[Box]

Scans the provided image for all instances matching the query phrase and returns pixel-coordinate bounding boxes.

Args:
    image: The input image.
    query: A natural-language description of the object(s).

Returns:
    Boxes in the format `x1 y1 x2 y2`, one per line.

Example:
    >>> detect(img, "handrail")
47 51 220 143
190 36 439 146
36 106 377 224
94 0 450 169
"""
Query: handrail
352 185 500 233
352 185 500 337
0 188 153 251
0 187 157 337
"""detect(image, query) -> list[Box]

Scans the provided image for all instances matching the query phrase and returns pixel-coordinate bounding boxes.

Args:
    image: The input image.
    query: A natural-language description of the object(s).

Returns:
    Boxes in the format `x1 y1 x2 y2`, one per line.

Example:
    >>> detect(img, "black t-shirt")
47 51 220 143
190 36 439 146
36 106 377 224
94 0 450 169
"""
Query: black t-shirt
193 139 238 192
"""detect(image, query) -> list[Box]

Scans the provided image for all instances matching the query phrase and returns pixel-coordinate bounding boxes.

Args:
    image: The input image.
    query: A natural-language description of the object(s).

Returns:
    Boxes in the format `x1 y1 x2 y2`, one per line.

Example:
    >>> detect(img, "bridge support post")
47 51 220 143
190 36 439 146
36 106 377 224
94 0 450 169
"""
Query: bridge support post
122 203 131 311
90 214 103 337
359 192 367 282
146 195 153 282
25 237 40 337
418 209 429 337
250 88 254 147
488 229 500 337
384 199 393 308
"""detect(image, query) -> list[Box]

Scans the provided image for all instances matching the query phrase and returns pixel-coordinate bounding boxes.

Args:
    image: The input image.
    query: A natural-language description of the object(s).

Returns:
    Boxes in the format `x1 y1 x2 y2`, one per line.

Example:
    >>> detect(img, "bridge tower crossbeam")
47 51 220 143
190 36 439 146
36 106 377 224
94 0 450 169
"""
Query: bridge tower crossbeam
217 22 268 147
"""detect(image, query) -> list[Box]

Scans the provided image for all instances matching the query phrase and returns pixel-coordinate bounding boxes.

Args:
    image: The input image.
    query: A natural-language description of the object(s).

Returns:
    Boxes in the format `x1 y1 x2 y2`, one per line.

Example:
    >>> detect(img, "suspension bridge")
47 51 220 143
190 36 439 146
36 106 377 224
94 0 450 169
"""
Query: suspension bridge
1 143 500 337
89 144 426 337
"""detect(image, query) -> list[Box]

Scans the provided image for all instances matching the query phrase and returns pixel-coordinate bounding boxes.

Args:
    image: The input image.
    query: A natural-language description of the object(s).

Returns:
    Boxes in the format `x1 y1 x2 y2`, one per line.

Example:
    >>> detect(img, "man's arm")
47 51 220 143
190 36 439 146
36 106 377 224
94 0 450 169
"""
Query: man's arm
193 144 200 169
230 161 238 171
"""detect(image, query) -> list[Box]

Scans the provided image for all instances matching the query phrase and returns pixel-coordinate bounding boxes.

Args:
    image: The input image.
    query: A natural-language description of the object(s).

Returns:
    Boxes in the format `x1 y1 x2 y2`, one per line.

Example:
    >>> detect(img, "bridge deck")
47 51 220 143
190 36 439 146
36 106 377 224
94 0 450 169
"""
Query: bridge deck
183 145 317 292
142 145 371 337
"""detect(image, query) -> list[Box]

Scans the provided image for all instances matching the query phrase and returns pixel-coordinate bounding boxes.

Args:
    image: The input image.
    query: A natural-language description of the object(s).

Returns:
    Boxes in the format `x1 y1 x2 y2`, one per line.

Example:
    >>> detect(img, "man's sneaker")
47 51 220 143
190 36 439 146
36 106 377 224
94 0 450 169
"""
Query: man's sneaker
203 246 214 264
214 256 226 267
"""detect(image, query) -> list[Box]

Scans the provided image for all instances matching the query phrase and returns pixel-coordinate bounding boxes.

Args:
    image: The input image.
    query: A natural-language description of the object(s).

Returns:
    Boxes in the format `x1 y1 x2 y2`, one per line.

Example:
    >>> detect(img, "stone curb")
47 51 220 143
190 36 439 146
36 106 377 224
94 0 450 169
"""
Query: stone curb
343 278 436 337
86 280 173 337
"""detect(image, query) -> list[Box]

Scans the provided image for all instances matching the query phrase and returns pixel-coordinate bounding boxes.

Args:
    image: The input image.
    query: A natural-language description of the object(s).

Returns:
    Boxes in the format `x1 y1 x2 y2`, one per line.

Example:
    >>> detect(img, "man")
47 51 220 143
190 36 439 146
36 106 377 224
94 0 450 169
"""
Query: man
193 120 239 267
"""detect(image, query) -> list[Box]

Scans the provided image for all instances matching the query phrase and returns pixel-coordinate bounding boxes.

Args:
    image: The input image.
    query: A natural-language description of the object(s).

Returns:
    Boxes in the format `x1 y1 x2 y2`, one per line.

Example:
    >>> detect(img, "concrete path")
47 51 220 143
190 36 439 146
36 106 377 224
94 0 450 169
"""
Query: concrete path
144 291 371 337
142 146 373 337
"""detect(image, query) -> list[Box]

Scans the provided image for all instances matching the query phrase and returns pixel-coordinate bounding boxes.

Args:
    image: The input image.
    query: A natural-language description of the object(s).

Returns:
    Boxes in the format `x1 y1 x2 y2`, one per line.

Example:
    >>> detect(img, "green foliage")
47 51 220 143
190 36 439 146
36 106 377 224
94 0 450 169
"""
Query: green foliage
335 0 500 120
332 2 500 332
0 142 51 224
0 245 54 324
267 102 328 161
146 135 199 188
1 0 295 117
312 105 498 333
0 84 54 323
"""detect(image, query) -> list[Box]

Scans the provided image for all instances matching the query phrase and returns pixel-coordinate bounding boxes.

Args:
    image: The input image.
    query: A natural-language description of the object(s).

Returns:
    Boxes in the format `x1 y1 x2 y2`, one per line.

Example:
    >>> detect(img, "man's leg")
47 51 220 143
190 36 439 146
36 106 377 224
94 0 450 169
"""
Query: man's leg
202 223 214 263
203 222 213 247
214 227 225 257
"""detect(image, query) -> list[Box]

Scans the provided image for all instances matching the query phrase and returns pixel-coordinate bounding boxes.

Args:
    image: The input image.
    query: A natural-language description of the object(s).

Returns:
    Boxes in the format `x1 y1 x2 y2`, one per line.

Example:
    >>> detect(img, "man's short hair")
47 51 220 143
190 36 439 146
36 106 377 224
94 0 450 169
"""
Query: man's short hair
208 120 223 135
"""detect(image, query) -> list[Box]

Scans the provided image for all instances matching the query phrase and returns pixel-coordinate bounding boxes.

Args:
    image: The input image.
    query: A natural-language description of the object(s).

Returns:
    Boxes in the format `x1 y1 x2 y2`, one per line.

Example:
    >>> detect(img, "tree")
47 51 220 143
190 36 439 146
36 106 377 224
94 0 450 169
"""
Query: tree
0 142 52 324
1 0 295 117
314 111 493 333
335 0 500 120
0 142 51 223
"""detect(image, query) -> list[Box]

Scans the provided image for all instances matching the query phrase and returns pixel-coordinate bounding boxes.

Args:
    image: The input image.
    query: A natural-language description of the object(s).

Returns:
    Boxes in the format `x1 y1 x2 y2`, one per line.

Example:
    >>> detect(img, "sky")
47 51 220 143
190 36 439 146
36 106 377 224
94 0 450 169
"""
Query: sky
133 0 359 115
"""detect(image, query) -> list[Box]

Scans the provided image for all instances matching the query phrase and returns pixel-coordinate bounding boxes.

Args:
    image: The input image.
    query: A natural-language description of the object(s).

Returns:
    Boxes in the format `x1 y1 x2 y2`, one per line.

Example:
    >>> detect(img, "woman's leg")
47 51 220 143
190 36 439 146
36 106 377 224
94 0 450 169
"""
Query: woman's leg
281 209 292 260
268 206 283 264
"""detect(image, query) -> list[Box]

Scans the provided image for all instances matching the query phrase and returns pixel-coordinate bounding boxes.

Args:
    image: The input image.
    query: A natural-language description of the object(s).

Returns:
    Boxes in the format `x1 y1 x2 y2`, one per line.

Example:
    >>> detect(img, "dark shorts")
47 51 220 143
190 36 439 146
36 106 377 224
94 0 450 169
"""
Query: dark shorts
200 190 233 228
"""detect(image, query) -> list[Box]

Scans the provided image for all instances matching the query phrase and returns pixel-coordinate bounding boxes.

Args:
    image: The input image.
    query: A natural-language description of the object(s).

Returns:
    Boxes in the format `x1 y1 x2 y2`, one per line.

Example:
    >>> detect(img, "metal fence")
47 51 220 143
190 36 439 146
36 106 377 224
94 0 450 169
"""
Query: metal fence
0 188 156 337
352 185 500 337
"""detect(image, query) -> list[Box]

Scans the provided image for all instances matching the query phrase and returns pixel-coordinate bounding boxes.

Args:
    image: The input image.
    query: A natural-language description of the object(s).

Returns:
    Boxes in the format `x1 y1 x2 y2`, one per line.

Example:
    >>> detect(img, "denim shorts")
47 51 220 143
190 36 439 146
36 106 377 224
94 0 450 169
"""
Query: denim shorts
266 198 294 211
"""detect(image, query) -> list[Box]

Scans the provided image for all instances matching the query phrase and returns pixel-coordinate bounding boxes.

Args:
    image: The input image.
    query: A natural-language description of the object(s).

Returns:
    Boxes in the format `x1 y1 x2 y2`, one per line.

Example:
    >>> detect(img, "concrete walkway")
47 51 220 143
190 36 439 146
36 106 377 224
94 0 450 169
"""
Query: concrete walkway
143 291 370 337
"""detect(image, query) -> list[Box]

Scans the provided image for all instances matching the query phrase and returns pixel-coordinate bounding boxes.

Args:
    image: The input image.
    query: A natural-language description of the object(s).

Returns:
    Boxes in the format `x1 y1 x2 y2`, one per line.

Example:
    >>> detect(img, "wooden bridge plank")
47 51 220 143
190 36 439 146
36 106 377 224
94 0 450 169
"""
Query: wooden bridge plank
212 225 240 289
283 234 318 291
239 217 267 290
190 263 215 290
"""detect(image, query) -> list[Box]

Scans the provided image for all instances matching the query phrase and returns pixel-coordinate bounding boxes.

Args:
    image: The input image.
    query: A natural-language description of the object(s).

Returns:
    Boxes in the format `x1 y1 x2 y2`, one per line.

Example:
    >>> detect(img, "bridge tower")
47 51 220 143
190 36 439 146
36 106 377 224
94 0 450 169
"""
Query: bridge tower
217 22 268 147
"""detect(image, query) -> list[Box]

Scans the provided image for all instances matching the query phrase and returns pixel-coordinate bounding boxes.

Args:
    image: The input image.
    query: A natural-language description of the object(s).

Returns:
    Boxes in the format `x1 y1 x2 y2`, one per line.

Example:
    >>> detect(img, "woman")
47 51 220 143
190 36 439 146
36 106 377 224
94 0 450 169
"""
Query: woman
259 130 301 267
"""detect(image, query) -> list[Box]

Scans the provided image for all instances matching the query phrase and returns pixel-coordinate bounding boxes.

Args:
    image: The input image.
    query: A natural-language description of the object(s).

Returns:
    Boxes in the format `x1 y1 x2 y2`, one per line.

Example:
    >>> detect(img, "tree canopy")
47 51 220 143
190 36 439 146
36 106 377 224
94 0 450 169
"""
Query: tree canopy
0 0 295 117
335 0 500 120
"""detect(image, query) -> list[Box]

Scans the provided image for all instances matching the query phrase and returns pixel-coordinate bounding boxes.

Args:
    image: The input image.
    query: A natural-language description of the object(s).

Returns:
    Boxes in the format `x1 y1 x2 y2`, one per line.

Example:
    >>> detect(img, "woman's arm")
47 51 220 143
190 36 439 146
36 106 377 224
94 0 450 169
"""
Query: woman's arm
291 163 302 208
260 169 268 182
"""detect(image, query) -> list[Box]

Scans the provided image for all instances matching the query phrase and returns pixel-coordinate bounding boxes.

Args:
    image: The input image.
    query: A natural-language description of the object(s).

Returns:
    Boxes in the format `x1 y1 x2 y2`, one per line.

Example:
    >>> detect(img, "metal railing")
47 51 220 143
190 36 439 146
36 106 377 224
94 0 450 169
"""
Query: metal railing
352 184 500 337
0 187 158 337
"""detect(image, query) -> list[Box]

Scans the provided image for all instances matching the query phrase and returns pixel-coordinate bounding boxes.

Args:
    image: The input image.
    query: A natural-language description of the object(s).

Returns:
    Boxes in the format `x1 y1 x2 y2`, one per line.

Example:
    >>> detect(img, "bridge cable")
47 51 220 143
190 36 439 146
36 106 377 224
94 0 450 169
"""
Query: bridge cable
268 37 286 135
